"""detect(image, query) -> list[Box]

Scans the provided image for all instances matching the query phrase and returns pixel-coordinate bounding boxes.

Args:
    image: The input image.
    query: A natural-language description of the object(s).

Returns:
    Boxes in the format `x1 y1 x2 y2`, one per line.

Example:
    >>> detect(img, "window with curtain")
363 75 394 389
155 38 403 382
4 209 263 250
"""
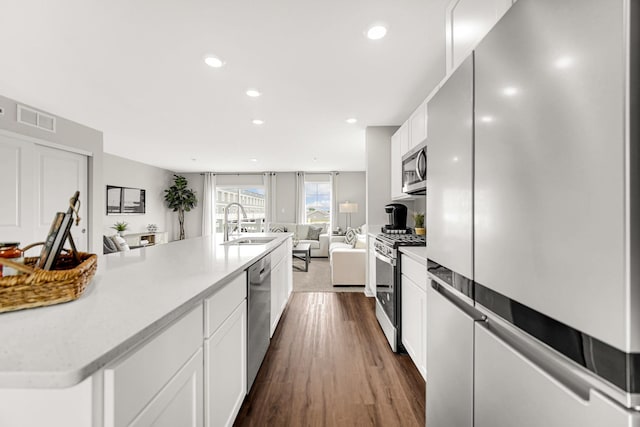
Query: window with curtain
304 175 331 224
215 187 266 233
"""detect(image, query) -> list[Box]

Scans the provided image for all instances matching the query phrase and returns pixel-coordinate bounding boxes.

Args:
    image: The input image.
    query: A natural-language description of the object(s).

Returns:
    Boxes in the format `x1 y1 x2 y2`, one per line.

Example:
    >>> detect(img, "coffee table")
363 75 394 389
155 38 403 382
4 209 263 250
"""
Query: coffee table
292 243 311 272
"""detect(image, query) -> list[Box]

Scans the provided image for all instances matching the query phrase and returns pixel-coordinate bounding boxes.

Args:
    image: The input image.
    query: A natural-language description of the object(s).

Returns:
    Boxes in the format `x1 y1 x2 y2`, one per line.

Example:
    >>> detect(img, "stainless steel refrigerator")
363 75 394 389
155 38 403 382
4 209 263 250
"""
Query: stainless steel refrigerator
426 0 640 425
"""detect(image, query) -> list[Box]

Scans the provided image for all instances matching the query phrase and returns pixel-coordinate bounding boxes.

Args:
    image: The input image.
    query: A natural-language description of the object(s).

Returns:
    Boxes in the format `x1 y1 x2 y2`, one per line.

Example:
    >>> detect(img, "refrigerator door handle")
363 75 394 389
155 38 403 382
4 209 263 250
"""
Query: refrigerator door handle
430 280 485 321
476 317 596 403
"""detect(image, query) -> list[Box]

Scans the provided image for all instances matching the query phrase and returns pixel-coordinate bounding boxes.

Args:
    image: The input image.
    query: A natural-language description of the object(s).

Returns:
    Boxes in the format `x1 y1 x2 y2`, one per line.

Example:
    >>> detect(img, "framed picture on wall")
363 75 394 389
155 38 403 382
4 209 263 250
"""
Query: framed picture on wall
106 185 146 215
106 186 122 214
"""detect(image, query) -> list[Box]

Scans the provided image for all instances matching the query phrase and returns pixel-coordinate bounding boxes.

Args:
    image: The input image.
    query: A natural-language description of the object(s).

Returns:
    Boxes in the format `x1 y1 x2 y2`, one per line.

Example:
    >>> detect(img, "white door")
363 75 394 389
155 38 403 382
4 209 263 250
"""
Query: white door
0 135 89 253
34 144 88 252
0 134 36 245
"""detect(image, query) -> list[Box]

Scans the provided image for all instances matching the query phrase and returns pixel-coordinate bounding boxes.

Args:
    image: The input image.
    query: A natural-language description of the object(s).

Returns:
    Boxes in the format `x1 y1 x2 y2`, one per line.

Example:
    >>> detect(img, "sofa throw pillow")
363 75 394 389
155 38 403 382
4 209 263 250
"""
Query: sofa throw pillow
354 235 367 249
110 235 130 251
307 226 322 241
344 227 359 247
269 225 287 233
103 235 118 254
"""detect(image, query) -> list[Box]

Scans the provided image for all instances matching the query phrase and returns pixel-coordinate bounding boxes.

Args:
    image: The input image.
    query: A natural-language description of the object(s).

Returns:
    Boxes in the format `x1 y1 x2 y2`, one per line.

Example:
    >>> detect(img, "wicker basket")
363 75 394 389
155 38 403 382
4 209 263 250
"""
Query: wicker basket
0 243 97 314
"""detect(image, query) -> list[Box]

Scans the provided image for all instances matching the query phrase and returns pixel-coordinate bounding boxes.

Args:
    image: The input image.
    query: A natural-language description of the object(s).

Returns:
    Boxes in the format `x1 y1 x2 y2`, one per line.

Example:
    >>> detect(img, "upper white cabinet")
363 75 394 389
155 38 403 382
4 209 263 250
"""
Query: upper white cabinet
446 0 514 72
391 125 410 200
408 99 428 150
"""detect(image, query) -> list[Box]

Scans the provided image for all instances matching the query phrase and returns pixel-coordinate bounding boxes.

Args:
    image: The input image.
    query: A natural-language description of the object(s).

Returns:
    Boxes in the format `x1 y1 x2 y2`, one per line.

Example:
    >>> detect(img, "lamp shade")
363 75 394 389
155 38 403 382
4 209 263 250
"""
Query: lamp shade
339 202 358 213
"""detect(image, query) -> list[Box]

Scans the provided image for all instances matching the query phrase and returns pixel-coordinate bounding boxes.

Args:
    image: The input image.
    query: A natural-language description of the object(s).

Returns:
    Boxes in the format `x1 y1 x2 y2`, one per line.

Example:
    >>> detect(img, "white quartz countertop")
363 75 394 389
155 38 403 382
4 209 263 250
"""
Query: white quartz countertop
0 233 289 389
399 246 427 265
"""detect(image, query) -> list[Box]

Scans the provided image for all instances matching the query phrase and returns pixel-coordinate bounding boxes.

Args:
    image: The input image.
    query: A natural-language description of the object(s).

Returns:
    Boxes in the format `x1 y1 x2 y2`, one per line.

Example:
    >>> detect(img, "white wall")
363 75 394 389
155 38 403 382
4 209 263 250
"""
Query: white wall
334 172 366 230
275 172 296 223
366 126 397 230
103 153 177 239
0 95 104 253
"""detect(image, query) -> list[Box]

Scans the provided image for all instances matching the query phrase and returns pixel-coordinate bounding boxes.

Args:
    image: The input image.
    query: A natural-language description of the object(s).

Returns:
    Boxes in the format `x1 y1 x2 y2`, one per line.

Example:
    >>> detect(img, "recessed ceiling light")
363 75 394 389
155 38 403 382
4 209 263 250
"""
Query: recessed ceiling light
502 86 519 97
204 55 225 68
366 25 387 40
246 89 261 97
252 119 265 125
346 118 357 124
250 158 258 162
554 56 574 69
480 116 494 123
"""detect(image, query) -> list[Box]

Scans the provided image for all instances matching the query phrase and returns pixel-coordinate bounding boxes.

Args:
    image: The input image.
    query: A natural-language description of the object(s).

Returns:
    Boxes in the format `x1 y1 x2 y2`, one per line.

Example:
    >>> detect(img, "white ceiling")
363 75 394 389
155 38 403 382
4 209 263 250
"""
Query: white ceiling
0 0 448 173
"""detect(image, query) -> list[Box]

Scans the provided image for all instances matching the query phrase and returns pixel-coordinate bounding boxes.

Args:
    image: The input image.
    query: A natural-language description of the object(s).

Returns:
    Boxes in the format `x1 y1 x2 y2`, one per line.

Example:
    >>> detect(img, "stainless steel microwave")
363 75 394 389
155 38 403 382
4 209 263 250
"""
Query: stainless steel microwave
402 143 426 195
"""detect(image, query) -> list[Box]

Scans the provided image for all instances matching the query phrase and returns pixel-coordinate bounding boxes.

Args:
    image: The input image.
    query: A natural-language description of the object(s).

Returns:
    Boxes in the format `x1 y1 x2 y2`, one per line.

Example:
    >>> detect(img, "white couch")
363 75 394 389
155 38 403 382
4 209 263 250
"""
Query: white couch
266 222 330 257
329 233 366 286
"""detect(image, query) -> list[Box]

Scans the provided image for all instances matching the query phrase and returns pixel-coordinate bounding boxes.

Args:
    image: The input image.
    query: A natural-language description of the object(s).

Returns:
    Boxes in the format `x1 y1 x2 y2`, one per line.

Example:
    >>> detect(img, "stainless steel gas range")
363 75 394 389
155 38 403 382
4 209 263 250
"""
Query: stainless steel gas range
374 232 426 352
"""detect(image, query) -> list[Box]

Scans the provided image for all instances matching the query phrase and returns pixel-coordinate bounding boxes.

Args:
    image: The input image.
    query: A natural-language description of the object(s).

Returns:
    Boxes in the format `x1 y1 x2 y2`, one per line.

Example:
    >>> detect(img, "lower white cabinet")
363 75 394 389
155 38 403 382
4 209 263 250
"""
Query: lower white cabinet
130 349 204 427
367 237 376 296
104 306 204 427
400 254 427 379
270 237 292 337
205 300 247 427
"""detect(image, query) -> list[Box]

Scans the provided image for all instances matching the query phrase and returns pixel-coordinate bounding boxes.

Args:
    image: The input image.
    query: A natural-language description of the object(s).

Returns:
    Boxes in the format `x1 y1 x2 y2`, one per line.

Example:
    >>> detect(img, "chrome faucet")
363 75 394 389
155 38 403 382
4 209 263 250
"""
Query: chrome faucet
223 202 248 242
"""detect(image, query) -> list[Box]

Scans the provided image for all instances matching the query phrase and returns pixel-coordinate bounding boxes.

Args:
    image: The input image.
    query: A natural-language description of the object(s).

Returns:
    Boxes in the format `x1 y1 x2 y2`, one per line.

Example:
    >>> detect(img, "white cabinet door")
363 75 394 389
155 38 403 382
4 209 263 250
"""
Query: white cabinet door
205 300 247 427
398 121 409 156
401 271 426 378
445 0 513 72
408 100 428 150
104 307 203 427
270 258 285 336
131 349 204 427
286 237 293 296
390 128 408 200
367 237 376 295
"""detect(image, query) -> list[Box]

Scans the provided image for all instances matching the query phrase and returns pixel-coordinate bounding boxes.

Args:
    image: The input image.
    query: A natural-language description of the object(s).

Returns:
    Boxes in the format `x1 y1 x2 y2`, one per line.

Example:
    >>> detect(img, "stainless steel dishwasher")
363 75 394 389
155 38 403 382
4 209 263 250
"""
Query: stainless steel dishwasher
247 255 271 391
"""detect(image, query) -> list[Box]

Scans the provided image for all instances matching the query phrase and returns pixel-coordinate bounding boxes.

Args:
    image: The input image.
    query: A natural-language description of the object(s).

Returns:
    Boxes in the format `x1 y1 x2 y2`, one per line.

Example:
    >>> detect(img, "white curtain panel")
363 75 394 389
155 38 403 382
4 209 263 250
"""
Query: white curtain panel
202 173 216 236
330 172 339 232
295 171 306 224
263 172 277 224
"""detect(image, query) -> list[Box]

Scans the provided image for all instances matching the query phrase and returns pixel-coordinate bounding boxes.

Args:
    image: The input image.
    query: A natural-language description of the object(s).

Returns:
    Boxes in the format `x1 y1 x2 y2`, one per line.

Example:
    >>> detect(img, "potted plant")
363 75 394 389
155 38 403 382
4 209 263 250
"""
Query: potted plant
164 174 198 240
111 221 128 236
413 212 425 236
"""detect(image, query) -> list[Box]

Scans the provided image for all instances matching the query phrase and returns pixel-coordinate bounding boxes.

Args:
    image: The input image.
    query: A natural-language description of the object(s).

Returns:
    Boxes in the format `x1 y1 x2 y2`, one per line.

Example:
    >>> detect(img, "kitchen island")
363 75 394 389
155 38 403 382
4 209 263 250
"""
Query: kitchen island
0 233 292 427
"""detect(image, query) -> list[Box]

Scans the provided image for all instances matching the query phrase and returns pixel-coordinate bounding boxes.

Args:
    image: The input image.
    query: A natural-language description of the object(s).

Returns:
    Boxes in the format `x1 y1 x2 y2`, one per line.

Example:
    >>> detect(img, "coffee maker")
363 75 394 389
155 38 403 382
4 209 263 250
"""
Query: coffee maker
383 203 408 233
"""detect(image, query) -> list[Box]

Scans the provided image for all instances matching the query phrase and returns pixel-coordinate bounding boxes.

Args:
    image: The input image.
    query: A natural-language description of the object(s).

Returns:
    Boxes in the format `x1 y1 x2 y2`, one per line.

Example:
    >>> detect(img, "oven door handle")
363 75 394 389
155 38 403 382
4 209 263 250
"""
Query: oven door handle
375 250 396 266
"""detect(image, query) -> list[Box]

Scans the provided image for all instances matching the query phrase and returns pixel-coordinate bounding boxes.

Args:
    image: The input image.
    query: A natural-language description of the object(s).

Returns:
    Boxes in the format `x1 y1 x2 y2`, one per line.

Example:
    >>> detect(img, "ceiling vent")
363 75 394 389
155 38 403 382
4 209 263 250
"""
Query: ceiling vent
17 105 56 133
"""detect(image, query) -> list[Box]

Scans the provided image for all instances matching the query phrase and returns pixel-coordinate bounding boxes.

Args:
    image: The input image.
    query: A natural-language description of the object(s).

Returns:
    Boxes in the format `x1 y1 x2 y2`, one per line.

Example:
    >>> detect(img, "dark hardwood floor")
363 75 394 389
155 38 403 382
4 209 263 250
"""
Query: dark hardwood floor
234 292 425 426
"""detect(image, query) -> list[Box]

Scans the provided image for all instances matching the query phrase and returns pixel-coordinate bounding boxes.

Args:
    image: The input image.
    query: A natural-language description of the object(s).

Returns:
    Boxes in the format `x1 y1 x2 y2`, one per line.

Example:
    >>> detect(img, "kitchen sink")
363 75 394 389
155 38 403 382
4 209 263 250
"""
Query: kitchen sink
222 237 277 246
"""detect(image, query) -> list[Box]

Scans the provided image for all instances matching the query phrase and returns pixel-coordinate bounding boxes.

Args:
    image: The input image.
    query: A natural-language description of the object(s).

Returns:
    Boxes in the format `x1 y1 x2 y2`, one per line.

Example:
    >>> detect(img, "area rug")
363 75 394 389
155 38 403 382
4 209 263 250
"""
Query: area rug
293 258 364 293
